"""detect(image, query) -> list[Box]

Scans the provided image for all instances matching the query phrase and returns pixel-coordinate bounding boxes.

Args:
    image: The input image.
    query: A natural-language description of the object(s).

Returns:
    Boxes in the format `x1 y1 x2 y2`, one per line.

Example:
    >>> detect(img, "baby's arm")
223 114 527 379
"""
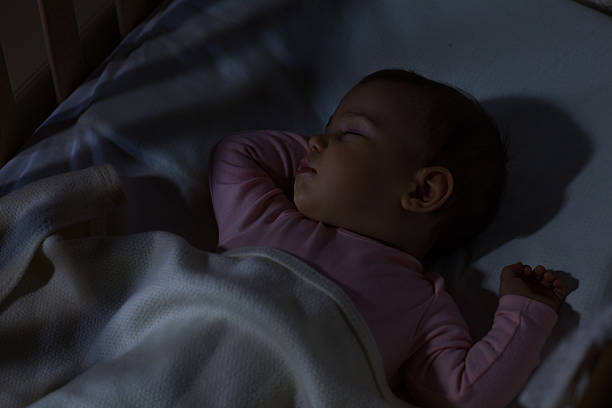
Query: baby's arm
402 263 562 408
208 130 308 247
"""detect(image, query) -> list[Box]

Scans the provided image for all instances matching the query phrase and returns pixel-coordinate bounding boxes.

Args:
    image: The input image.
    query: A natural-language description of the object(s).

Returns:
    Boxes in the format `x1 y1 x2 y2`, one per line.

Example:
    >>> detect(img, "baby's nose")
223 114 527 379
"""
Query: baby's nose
308 134 327 152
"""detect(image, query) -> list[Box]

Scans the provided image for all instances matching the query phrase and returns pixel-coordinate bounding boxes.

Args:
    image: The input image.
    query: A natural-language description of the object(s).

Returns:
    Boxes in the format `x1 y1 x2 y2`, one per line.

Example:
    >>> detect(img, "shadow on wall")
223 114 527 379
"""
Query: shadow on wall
432 96 592 357
476 96 593 259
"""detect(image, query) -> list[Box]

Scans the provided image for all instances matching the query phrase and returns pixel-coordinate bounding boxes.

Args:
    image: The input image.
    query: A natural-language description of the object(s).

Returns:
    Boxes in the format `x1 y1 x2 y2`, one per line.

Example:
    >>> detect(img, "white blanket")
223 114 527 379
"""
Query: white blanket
0 165 413 408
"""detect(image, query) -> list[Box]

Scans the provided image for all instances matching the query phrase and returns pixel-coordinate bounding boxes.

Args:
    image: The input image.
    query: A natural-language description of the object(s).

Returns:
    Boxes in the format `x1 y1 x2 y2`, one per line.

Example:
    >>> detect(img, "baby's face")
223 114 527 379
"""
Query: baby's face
293 79 432 235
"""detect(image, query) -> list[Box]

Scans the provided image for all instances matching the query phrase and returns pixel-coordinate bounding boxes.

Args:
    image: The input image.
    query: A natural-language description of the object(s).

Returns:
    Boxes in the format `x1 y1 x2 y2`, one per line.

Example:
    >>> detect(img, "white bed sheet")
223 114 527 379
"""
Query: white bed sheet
2 0 612 406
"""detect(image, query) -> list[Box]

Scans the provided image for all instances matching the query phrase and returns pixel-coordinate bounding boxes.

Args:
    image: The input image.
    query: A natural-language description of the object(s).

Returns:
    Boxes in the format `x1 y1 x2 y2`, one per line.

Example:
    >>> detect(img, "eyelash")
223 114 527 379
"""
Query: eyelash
339 131 362 139
325 123 363 141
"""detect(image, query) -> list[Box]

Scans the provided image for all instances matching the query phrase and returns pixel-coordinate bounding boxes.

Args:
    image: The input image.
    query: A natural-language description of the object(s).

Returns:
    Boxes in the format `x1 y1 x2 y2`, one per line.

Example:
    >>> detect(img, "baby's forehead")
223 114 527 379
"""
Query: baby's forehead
341 80 432 115
338 80 433 130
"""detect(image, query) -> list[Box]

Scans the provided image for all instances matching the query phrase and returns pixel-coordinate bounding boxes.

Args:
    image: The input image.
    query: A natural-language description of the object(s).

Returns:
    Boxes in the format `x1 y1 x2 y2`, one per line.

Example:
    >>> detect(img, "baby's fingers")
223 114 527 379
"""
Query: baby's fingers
501 262 525 280
533 265 546 281
553 279 566 299
541 271 557 287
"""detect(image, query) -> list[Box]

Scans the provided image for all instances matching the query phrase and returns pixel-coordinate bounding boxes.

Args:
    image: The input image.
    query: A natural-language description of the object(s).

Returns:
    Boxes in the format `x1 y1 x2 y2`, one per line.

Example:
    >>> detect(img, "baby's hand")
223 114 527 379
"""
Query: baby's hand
499 263 566 312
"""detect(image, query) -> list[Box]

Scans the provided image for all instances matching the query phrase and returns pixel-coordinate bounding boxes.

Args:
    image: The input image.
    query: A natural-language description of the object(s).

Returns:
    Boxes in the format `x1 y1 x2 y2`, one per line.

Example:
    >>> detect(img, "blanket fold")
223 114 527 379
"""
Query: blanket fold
0 165 413 408
0 164 126 301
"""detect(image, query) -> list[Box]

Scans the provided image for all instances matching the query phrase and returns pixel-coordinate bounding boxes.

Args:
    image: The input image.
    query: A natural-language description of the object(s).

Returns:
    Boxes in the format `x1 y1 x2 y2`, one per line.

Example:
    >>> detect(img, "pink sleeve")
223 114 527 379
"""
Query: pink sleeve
208 130 309 246
403 293 558 408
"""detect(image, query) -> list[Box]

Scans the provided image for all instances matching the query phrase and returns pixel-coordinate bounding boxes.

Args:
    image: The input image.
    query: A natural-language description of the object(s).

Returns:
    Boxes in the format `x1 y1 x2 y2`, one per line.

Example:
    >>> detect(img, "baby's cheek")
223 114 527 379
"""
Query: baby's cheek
337 165 383 196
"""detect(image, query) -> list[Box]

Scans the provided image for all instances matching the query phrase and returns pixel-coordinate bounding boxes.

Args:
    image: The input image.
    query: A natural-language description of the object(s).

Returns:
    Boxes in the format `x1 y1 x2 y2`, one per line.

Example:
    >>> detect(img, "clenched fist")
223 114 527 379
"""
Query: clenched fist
499 262 566 312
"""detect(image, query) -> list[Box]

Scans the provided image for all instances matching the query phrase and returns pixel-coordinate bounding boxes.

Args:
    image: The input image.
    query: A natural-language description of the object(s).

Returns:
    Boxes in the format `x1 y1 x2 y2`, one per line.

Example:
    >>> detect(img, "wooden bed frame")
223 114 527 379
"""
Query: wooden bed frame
0 1 611 407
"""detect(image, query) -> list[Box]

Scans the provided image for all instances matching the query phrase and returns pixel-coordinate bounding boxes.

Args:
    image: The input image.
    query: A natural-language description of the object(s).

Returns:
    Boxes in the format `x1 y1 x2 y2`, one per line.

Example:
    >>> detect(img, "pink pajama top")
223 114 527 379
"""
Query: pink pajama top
208 130 558 407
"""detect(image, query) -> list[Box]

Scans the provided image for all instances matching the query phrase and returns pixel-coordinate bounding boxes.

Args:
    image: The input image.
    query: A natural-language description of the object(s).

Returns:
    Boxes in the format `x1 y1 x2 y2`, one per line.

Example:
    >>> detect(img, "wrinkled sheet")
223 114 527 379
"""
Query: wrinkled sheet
0 165 412 408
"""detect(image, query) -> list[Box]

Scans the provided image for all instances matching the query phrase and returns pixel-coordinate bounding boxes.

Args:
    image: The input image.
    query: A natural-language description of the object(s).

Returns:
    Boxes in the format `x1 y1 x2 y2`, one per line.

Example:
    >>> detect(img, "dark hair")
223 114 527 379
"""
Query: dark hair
359 69 509 261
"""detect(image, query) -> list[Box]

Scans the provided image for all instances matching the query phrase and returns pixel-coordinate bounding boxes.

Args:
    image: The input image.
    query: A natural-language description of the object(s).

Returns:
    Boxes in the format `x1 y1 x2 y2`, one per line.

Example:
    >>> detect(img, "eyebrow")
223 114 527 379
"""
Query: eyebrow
326 112 380 131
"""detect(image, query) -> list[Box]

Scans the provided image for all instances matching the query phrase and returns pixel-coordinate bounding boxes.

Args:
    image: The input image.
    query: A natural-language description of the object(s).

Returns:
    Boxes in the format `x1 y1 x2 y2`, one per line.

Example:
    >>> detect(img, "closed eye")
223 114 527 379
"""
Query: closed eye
336 132 358 142
341 131 363 138
334 131 365 144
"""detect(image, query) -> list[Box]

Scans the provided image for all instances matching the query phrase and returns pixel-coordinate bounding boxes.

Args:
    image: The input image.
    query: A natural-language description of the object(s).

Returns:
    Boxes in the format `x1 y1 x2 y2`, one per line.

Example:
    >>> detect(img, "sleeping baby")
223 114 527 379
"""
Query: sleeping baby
208 69 565 407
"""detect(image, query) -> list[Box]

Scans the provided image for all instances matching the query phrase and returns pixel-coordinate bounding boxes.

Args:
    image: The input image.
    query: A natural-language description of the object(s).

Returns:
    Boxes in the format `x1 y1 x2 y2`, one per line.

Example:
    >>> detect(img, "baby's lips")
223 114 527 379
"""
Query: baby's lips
297 158 316 173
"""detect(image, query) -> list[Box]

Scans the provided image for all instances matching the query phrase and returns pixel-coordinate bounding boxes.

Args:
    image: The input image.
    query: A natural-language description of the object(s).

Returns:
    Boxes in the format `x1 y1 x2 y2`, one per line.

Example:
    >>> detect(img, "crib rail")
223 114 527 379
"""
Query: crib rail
116 0 150 39
0 45 20 166
37 0 87 105
0 0 158 168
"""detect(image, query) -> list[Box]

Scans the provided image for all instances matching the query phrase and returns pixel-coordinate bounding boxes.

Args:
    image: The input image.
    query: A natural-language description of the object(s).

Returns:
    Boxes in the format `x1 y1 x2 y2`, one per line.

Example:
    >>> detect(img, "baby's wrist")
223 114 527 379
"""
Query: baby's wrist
499 293 559 315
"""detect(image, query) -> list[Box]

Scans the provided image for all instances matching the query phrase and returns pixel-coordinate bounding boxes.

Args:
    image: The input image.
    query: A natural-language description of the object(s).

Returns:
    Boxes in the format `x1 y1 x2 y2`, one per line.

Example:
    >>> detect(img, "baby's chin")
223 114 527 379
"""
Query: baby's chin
293 196 326 223
292 187 309 213
293 197 314 219
292 188 345 226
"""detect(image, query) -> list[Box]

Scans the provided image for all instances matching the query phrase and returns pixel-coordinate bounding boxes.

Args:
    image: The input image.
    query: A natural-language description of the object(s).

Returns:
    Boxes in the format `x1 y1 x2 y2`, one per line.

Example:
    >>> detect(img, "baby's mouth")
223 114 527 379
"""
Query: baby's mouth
296 158 316 175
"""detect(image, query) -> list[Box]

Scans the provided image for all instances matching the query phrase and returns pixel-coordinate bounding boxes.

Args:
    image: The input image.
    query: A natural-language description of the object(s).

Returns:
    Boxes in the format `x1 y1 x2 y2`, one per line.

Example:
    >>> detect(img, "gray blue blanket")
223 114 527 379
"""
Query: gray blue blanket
0 165 413 408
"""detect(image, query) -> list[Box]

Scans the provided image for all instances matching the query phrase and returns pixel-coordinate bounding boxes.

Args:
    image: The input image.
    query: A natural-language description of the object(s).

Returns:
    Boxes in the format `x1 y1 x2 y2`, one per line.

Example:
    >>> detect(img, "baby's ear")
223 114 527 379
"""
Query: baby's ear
401 167 453 213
